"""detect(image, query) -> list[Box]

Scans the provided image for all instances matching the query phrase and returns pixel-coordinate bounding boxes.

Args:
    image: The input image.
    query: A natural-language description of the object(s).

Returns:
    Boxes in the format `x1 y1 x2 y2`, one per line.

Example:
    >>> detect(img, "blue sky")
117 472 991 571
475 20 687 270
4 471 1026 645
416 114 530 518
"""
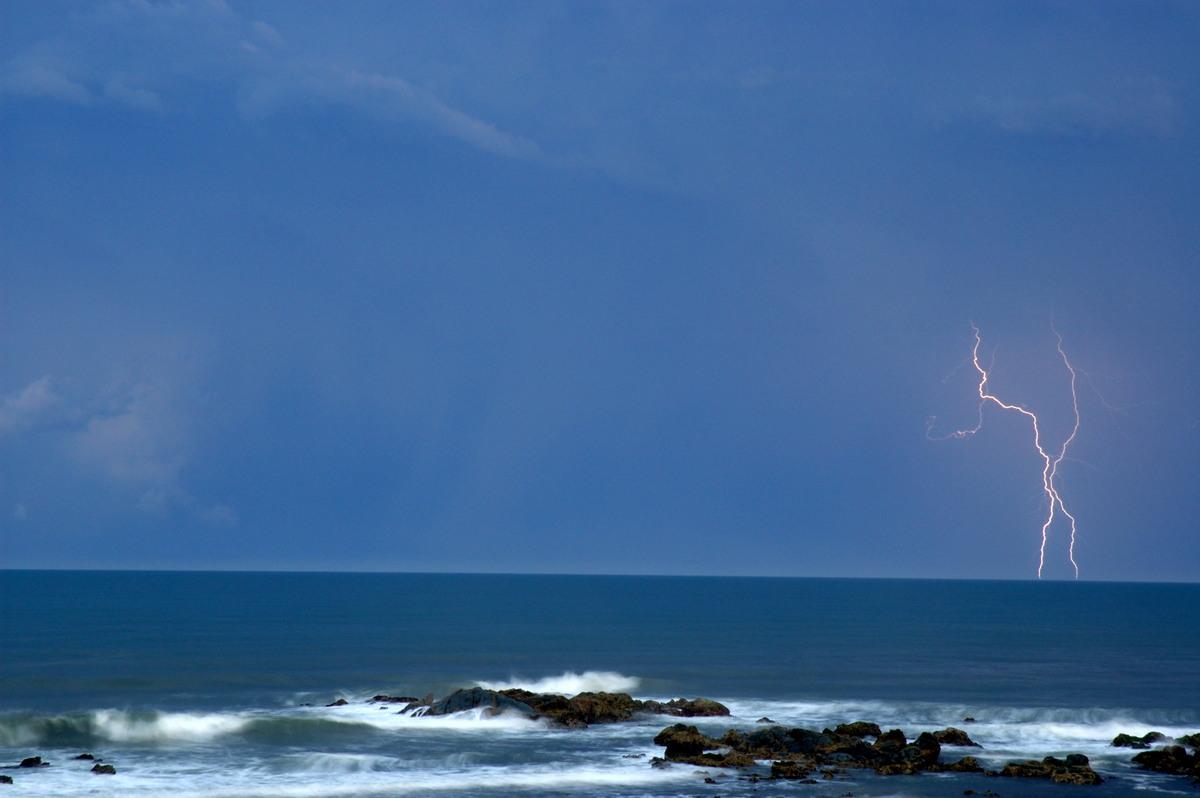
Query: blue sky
2 1 1198 580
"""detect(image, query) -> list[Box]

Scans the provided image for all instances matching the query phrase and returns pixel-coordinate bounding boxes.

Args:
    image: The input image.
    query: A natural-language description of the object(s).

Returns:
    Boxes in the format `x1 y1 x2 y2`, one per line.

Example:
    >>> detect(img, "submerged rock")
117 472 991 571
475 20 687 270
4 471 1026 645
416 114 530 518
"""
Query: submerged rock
90 763 116 775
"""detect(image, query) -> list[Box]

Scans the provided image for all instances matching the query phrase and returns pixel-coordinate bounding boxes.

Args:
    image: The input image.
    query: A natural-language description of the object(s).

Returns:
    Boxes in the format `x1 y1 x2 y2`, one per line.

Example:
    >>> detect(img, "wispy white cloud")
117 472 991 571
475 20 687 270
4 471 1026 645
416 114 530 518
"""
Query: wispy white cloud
935 75 1183 139
0 376 60 435
2 372 234 523
103 79 163 110
2 0 540 159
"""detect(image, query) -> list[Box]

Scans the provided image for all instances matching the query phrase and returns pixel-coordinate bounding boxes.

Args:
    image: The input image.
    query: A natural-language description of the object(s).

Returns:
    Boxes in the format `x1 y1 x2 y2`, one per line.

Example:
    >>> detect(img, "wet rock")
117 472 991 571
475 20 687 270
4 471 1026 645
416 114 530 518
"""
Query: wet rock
90 764 116 775
999 754 1102 785
325 698 349 707
653 724 723 759
425 687 535 718
834 721 881 738
661 697 730 717
1132 745 1200 784
770 760 813 779
942 755 985 773
17 758 47 768
370 695 418 704
1179 733 1200 749
932 727 981 747
0 775 11 784
72 754 96 761
1113 731 1168 749
756 716 774 724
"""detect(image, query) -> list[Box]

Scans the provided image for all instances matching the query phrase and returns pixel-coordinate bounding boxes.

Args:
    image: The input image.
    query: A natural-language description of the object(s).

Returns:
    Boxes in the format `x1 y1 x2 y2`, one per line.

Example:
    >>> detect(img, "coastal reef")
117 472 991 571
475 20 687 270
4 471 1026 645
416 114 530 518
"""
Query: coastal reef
329 686 731 728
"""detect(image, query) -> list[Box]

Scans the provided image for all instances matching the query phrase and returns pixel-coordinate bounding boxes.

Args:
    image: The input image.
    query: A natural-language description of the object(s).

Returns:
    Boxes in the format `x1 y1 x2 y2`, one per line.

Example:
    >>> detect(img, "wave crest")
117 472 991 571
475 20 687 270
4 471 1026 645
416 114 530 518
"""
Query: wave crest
476 670 640 695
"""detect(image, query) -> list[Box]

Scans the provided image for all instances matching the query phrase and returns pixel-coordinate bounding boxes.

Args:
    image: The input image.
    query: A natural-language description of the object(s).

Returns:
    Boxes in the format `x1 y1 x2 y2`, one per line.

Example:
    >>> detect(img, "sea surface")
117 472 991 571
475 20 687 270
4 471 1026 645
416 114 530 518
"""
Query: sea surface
1 571 1197 797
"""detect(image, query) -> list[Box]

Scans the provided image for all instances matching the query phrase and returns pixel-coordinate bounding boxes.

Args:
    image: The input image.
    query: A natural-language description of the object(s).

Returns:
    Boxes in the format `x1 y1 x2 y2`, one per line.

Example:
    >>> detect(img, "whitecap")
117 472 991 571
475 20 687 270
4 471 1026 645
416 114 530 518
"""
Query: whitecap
475 670 640 694
91 708 251 742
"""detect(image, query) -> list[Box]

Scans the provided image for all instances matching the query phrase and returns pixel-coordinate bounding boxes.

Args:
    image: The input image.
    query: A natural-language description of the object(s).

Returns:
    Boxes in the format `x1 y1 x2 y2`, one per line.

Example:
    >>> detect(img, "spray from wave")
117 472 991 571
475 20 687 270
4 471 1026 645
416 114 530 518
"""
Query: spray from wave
475 670 640 694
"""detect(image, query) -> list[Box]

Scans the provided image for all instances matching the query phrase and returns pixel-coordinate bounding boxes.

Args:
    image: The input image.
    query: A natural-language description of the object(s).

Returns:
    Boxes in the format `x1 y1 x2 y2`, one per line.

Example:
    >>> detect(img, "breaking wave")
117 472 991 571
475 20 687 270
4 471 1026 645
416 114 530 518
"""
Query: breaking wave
475 670 640 694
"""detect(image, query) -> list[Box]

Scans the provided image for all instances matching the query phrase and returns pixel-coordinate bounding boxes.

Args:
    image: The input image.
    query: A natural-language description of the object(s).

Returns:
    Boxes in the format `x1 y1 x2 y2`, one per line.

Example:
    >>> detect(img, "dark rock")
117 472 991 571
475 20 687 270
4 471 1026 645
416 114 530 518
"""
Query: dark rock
943 756 985 773
1132 745 1200 784
0 775 11 784
90 764 116 775
1178 733 1200 749
325 698 349 707
73 754 96 761
932 727 981 747
1113 731 1168 749
771 760 812 780
962 717 976 723
17 758 47 769
874 729 907 749
999 754 1102 785
424 687 535 718
370 695 418 704
501 689 642 726
834 721 881 738
662 697 730 717
756 716 774 724
653 724 723 759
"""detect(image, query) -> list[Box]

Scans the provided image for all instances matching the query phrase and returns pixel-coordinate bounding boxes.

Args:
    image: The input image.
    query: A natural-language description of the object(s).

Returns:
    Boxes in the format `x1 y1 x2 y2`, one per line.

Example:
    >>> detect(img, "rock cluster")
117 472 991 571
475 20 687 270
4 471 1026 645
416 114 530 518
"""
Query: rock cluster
328 686 730 729
998 754 1103 785
653 720 1104 785
1132 745 1200 785
0 754 116 785
1112 731 1169 749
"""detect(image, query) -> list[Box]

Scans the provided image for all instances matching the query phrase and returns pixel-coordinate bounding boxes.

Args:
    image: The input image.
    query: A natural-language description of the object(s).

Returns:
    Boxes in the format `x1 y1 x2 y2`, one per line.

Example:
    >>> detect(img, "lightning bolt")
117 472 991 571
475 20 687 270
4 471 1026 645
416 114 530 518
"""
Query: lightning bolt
928 325 1083 579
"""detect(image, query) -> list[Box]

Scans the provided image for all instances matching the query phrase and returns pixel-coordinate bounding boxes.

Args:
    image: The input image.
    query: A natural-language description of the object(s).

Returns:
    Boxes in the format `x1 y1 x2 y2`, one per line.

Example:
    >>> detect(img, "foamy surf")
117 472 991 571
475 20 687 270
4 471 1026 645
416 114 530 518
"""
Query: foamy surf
475 670 641 694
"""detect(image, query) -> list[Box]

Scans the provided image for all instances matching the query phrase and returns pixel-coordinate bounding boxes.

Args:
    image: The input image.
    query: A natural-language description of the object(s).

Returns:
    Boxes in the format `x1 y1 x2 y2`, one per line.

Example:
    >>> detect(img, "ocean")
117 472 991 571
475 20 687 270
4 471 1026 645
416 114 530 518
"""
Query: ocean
1 571 1197 797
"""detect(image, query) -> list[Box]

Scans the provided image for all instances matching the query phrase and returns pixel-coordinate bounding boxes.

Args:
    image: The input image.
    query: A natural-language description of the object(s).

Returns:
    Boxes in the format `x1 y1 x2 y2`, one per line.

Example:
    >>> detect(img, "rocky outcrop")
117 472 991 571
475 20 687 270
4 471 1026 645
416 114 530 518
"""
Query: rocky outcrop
654 720 1101 786
90 763 116 775
932 726 981 747
370 695 419 704
999 754 1103 785
424 687 536 718
1132 745 1200 785
833 721 880 738
1113 731 1169 749
651 724 755 767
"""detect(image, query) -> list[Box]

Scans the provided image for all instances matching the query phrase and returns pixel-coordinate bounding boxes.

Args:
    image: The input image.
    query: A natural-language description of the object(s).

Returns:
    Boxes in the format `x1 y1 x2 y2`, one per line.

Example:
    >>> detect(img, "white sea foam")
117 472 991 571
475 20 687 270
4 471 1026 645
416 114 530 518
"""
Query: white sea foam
49 759 700 798
318 703 546 732
91 709 251 742
475 670 640 694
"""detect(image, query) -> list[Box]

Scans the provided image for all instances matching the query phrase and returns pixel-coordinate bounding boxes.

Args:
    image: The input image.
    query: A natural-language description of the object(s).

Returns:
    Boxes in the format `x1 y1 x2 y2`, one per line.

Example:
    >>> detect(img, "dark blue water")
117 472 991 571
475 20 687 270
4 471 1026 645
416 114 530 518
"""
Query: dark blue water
2 572 1198 797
